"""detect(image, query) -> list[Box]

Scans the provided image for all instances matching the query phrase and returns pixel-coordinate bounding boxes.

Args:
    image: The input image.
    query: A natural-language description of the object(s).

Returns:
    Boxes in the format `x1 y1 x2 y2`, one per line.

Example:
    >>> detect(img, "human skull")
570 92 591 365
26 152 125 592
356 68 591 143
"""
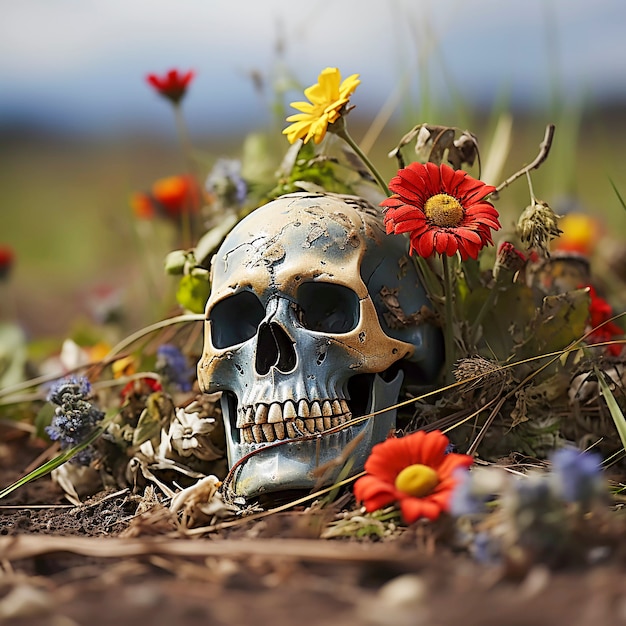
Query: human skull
198 192 442 498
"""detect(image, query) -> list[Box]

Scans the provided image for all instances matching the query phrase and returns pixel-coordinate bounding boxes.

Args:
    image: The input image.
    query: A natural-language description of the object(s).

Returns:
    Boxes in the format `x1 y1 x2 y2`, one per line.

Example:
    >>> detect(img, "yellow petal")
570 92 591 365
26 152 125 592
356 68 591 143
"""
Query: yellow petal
288 100 316 114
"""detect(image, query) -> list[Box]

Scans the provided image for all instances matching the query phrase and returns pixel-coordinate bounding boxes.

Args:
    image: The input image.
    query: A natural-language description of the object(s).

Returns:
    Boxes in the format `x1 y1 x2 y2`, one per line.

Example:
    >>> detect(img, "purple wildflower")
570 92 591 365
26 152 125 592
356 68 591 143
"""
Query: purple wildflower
156 344 193 392
550 447 605 507
45 376 104 464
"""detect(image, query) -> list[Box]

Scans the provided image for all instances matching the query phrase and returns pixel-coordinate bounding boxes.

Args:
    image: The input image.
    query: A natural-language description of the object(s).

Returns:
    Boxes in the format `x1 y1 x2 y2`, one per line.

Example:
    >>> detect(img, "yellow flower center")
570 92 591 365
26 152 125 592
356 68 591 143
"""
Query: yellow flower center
394 464 439 497
424 193 464 228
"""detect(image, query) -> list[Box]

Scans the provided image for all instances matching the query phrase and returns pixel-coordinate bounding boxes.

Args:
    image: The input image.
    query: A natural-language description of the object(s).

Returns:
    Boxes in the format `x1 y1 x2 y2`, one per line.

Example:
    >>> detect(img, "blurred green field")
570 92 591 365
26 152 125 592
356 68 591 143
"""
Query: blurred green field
1 104 625 345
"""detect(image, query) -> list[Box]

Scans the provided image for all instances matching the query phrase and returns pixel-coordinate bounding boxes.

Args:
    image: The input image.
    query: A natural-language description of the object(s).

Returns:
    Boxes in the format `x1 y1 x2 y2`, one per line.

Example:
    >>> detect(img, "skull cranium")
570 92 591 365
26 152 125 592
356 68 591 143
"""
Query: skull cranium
198 192 441 497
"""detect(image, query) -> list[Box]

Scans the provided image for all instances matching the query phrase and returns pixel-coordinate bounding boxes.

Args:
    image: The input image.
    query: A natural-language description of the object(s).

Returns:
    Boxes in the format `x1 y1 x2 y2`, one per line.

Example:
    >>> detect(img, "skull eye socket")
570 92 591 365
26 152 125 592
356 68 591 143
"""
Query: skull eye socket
297 282 359 334
209 291 265 348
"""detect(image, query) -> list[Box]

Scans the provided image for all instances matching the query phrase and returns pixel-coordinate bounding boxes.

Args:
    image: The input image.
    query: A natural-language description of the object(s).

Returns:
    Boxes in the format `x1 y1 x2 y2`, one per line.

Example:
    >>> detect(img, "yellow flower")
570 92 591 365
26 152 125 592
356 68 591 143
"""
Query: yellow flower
283 67 360 145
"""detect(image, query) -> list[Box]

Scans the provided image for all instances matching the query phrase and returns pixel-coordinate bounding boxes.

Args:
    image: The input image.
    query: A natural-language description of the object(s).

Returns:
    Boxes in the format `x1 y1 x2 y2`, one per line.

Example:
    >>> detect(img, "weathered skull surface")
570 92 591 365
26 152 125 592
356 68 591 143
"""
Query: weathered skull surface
198 192 441 497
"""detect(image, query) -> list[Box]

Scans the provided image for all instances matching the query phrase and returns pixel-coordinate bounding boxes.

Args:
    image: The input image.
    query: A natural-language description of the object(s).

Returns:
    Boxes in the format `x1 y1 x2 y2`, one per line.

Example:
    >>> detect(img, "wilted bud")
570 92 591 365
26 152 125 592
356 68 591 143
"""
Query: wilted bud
493 241 527 281
516 200 562 258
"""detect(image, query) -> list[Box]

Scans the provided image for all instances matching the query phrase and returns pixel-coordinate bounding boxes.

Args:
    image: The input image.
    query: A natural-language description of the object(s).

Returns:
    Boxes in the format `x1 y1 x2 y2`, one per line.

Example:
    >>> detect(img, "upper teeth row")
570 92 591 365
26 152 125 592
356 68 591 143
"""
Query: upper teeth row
237 398 353 444
236 398 350 428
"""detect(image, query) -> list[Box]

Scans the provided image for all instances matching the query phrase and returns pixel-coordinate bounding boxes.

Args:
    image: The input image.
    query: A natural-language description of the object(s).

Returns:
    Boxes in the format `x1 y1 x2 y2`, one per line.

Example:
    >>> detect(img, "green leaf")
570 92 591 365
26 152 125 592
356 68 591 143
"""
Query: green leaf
595 366 626 453
176 274 211 314
515 288 590 359
463 282 536 360
0 322 27 389
34 402 55 440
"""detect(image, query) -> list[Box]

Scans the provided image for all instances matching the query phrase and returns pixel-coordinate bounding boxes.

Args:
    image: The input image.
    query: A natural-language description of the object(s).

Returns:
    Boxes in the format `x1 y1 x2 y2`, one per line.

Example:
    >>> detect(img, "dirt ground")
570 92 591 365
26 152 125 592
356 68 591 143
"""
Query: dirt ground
2 430 626 626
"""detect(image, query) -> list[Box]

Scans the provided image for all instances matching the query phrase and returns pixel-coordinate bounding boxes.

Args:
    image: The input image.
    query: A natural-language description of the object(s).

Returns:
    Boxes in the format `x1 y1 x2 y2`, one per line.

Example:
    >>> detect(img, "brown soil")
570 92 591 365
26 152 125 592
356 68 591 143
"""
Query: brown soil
2 430 626 626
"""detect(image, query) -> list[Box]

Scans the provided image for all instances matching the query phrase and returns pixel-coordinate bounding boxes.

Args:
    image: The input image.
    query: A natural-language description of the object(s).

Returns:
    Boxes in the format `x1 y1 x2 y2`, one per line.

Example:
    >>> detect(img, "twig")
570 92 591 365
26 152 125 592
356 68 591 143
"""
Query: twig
0 534 423 564
467 393 507 456
495 124 555 193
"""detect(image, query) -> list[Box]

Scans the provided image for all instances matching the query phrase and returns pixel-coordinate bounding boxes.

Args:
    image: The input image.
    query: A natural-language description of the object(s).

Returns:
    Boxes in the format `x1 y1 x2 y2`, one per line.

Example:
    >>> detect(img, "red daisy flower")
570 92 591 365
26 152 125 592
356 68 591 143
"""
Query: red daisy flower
353 430 473 523
381 162 501 260
147 69 195 104
586 285 624 356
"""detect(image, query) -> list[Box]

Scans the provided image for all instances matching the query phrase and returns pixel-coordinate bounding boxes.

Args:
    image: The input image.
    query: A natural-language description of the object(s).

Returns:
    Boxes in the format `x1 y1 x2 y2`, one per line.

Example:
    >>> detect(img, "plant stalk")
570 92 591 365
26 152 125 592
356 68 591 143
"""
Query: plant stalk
442 254 457 384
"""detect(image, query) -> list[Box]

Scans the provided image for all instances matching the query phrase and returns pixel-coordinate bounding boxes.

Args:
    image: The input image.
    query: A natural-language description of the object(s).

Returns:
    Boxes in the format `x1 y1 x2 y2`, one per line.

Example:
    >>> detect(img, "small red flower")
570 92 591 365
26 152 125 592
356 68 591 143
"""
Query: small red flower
120 377 163 402
586 285 624 356
381 162 501 260
0 245 14 280
353 430 473 523
147 69 195 104
131 175 200 221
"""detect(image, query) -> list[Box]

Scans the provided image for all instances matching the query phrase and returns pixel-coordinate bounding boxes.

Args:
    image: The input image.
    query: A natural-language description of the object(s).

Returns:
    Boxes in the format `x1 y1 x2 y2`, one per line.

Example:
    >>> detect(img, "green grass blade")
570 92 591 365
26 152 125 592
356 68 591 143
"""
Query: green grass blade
0 409 118 500
609 178 626 212
595 366 626 452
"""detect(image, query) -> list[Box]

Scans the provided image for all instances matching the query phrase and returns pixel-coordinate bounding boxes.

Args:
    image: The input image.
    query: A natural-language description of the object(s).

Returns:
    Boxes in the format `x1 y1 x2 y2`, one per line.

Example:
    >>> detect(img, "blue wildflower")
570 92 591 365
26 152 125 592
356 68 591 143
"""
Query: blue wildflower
513 475 553 510
45 376 104 464
449 467 506 517
47 376 92 405
205 158 247 207
472 531 502 565
449 469 487 516
550 447 605 507
156 344 193 392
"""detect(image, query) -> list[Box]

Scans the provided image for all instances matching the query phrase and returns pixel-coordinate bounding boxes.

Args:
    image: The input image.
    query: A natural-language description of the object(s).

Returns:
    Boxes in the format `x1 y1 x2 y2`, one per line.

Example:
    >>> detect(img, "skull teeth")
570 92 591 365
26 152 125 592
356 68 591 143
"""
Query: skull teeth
238 398 352 444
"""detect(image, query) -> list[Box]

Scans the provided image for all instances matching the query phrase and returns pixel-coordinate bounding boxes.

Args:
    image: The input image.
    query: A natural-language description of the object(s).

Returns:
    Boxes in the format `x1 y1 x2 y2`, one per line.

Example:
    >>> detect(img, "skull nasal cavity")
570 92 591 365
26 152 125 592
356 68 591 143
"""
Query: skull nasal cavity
255 322 297 375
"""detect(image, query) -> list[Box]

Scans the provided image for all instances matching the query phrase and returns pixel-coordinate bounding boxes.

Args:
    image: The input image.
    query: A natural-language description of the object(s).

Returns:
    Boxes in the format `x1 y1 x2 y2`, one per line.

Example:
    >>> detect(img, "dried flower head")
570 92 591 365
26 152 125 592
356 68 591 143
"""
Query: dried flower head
493 241 527 281
516 199 562 258
381 162 500 260
454 356 508 389
169 408 220 461
283 67 360 145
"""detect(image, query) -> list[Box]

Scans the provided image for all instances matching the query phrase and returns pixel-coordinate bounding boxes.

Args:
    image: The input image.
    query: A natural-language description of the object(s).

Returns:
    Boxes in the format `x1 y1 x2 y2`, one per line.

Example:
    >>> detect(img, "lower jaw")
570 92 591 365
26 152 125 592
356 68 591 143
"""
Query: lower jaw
219 370 404 498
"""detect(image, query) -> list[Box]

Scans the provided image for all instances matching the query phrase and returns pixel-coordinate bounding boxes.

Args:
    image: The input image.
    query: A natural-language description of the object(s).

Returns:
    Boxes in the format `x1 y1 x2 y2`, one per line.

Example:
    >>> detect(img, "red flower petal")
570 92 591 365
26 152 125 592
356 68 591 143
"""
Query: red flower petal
434 232 450 255
353 475 398 510
445 233 459 256
400 496 442 523
416 230 436 257
388 219 428 236
455 227 483 245
436 452 474 480
413 430 449 467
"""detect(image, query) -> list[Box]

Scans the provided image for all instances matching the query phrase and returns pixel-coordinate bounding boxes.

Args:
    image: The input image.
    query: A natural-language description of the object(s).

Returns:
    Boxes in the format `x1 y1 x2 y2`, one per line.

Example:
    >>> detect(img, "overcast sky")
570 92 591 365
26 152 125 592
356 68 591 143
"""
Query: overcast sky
1 0 624 136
